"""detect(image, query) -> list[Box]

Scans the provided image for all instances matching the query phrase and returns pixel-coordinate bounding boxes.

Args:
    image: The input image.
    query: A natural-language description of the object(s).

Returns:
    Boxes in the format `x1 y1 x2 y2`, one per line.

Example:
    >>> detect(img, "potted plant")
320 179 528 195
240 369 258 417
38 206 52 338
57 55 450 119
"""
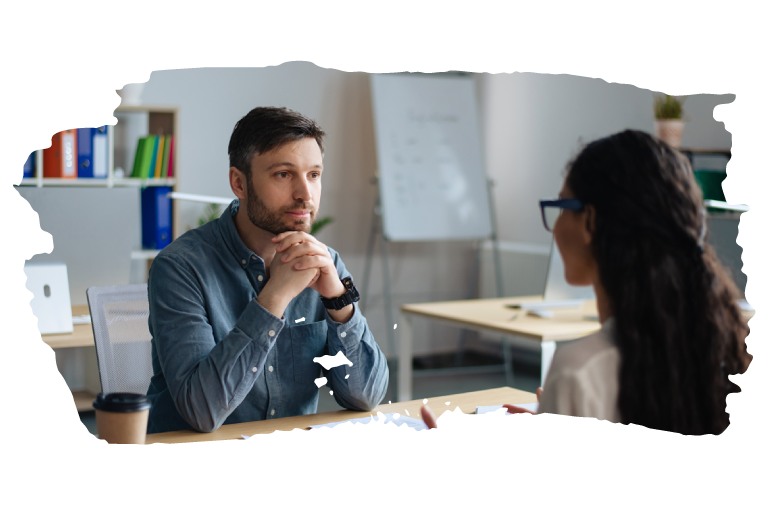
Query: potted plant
653 94 686 148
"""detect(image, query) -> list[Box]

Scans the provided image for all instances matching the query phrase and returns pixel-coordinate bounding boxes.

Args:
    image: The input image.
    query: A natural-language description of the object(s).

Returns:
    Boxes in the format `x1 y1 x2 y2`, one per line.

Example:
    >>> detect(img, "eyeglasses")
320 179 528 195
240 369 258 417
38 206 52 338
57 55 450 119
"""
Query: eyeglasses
539 198 585 232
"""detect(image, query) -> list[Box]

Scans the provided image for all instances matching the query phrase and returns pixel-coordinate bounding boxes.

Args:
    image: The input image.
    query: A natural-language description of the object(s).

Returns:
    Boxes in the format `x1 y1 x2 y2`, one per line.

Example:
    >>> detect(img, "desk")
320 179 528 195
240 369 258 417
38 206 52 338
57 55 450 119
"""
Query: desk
145 386 536 444
398 295 756 402
41 305 98 411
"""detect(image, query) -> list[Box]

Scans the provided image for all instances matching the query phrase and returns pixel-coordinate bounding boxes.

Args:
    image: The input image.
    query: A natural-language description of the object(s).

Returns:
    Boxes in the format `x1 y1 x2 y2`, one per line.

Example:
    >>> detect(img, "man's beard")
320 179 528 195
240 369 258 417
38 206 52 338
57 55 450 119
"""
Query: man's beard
245 179 316 235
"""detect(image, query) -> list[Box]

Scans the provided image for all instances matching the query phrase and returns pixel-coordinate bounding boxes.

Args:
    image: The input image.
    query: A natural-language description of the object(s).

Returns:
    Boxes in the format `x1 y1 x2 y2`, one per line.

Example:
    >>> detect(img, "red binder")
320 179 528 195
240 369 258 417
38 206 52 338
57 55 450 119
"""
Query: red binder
43 130 78 178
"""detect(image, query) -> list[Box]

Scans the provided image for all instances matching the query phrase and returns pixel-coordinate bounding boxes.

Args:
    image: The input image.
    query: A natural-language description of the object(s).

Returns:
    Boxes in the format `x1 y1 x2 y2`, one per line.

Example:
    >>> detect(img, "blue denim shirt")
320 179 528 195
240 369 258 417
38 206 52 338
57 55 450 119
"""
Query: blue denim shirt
145 200 389 434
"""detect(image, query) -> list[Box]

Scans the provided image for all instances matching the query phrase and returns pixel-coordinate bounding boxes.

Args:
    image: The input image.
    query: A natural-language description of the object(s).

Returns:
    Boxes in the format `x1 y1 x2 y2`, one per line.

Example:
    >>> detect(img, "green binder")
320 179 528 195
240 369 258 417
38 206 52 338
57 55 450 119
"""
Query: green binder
131 137 147 178
138 135 158 179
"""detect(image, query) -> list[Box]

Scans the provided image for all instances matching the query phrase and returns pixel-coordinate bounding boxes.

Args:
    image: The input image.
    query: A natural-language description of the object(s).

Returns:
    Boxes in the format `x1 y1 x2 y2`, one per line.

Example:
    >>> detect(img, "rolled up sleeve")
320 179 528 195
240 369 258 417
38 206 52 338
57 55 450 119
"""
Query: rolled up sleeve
148 254 284 432
322 251 389 411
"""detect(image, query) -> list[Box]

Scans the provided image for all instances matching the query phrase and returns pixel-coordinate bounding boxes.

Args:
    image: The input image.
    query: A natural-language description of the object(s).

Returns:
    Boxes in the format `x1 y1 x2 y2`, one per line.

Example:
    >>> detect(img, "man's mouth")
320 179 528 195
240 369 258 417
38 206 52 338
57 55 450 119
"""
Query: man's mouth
285 210 311 219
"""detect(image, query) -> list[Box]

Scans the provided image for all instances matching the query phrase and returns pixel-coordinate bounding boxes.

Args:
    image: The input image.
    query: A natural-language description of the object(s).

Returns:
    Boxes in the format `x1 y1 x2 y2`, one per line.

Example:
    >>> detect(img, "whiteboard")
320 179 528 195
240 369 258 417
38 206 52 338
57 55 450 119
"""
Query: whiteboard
370 74 493 242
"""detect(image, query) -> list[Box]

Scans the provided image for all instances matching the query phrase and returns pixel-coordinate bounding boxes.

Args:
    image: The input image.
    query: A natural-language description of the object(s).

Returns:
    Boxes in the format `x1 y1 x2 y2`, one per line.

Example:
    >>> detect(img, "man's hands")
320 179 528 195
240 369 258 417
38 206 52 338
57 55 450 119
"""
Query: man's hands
272 231 346 298
258 231 353 323
421 387 543 429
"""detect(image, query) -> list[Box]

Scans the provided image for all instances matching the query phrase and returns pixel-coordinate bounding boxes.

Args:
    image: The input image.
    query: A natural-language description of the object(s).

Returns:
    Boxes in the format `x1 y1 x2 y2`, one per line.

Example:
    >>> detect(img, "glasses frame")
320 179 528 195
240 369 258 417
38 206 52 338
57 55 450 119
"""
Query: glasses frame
539 198 585 232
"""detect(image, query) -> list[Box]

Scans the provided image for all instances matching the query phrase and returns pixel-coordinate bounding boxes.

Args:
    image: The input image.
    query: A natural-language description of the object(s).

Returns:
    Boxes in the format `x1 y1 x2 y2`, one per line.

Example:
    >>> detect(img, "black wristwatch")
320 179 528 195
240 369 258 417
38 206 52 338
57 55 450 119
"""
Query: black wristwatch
321 276 360 310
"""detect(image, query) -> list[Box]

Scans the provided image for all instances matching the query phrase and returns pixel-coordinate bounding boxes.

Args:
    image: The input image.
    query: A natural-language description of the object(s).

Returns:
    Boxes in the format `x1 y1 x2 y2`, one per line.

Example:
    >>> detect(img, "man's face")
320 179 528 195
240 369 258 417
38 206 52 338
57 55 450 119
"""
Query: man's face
244 137 323 235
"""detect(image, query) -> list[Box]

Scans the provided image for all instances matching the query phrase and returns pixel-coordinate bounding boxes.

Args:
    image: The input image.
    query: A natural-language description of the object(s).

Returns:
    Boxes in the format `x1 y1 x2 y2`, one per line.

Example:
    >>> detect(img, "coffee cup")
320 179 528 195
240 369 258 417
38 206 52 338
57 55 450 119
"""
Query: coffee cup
93 393 151 444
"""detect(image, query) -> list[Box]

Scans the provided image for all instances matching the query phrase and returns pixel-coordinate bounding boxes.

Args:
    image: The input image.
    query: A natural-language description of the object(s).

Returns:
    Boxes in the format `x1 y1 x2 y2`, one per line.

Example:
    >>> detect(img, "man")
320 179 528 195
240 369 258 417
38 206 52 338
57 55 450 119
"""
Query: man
145 106 389 433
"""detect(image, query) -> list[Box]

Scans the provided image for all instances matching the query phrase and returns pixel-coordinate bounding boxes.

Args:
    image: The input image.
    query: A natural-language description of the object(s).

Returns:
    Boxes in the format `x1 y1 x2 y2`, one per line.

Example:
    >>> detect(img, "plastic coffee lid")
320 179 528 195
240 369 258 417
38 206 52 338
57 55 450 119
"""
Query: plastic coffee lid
93 393 151 413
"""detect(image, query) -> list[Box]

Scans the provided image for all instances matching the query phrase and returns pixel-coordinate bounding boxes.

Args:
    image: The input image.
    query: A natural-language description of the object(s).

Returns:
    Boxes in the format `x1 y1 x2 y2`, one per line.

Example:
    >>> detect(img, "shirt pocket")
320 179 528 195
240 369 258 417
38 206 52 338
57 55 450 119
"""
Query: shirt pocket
290 320 329 384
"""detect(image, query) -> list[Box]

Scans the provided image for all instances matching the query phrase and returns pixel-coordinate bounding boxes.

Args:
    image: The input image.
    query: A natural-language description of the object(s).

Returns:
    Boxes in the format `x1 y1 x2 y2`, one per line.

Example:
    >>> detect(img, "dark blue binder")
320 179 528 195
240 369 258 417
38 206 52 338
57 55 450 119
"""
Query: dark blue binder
23 152 36 178
77 126 108 178
141 186 173 250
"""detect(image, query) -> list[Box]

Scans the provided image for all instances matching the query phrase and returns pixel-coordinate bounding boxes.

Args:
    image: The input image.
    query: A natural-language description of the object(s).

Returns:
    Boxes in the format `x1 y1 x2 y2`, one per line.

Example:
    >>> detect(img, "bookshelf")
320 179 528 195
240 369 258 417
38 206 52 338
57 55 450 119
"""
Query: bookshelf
20 105 181 242
23 105 181 414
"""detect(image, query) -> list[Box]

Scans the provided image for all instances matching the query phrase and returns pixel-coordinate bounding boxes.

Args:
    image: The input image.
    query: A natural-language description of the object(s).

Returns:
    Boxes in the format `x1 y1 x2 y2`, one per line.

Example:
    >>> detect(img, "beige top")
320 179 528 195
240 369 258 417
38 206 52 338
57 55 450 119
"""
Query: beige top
538 318 621 423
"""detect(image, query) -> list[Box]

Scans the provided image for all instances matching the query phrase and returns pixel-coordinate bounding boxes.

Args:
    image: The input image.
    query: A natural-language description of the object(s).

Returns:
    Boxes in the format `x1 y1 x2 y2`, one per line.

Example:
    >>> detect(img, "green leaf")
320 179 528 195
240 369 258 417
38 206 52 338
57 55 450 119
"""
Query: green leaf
311 216 334 235
197 203 222 228
653 93 686 120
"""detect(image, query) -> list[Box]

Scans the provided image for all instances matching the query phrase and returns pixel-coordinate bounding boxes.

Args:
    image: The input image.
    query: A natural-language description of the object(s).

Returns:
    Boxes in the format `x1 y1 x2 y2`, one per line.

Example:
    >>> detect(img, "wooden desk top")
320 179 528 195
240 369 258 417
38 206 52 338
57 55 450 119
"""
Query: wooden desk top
401 295 755 342
145 387 536 444
41 305 94 349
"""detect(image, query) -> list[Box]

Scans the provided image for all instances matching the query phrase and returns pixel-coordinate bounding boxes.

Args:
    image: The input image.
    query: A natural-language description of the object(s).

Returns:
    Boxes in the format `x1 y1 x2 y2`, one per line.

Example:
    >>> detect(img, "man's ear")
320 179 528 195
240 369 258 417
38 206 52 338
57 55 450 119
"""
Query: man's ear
229 166 247 200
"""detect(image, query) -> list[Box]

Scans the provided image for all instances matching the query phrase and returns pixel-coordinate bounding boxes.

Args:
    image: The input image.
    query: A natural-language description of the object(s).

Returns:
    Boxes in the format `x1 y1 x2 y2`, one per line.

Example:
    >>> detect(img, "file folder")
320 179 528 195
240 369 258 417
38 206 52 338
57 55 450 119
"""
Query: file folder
141 186 173 250
77 126 108 178
167 135 174 177
23 151 36 178
43 130 78 178
161 135 172 177
147 135 160 178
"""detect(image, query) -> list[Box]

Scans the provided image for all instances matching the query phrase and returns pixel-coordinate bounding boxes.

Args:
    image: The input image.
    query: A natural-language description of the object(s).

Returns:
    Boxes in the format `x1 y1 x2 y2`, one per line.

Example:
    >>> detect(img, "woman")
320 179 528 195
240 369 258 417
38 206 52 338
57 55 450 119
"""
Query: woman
422 130 750 435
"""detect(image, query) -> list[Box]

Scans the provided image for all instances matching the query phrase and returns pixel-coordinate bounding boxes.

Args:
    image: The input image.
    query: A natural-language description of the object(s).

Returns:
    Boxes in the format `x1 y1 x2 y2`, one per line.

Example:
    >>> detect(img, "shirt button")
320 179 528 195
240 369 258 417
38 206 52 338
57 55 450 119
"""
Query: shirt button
241 259 246 265
252 255 257 260
268 366 274 372
270 409 275 416
268 330 276 337
340 331 347 338
257 275 264 282
251 367 258 373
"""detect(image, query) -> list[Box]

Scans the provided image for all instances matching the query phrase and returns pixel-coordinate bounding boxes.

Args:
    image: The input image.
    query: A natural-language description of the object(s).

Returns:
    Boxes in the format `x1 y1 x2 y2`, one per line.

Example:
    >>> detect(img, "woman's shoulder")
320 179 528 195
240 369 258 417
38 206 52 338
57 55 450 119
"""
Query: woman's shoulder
549 319 619 378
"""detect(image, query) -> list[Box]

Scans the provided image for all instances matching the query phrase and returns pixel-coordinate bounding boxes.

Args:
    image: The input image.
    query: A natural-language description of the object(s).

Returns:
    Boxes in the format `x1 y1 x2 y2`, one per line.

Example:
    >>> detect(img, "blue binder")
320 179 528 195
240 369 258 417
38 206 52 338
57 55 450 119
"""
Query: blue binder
141 186 173 250
77 126 108 178
23 152 36 178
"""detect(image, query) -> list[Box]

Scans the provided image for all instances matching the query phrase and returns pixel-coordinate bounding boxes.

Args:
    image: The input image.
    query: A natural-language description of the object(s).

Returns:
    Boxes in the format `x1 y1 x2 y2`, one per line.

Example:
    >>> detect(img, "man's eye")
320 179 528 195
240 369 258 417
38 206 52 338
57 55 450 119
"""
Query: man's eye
277 172 288 178
310 172 321 179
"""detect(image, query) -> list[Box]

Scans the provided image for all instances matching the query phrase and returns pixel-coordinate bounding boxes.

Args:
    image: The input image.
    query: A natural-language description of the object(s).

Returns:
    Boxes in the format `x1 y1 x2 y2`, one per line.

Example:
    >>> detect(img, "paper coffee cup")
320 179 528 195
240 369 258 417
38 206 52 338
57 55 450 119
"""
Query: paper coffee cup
93 393 151 444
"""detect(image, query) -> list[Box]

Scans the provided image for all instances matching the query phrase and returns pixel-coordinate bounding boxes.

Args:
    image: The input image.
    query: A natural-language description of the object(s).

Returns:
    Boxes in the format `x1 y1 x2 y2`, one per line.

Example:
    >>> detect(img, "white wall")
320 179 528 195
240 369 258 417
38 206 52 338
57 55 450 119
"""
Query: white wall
19 64 736 361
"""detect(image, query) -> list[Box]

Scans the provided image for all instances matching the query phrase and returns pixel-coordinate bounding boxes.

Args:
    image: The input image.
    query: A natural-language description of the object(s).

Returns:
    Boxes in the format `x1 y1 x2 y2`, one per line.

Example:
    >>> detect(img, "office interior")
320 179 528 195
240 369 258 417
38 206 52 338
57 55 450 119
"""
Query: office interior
17 63 743 435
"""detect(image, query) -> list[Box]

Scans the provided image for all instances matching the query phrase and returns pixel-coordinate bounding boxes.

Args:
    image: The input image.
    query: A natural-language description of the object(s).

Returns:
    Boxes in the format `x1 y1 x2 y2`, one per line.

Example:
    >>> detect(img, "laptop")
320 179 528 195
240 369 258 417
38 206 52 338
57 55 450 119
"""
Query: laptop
24 262 74 334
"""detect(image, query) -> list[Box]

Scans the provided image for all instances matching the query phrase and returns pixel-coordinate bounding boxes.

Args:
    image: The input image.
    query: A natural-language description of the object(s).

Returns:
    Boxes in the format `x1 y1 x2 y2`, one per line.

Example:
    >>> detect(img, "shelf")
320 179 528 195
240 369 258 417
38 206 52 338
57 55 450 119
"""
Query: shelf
18 177 176 188
115 105 179 114
72 390 98 412
131 249 161 260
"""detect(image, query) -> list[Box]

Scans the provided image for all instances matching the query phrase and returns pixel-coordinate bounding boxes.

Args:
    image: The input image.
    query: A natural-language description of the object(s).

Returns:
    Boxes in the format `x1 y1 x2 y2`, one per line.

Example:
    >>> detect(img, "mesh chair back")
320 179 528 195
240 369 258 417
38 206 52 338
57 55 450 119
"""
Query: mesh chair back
86 284 153 394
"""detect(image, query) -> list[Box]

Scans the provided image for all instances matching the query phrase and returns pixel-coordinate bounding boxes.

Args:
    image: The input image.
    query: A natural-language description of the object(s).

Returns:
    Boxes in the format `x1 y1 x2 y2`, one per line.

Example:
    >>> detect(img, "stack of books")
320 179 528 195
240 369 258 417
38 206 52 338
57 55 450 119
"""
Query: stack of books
24 126 108 179
130 134 174 179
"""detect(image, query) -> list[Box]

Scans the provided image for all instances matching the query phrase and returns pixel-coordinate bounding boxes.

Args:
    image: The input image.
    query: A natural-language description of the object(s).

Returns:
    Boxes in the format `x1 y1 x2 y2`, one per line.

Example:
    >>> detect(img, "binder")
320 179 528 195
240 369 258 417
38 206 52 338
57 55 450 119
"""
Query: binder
43 130 78 178
141 186 173 250
77 126 108 178
23 151 36 178
161 135 172 178
132 135 157 179
154 135 165 178
147 135 160 178
167 135 174 177
130 137 147 177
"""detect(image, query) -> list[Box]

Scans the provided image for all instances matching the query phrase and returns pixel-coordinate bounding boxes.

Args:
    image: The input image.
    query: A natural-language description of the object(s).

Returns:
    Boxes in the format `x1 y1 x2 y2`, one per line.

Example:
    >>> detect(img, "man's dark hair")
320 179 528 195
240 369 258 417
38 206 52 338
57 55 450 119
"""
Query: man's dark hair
228 106 326 179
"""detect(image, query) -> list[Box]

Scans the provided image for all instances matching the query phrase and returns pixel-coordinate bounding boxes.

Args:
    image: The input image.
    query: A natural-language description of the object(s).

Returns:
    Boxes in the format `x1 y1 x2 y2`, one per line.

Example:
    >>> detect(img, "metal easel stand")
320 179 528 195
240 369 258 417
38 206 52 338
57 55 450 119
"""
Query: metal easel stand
359 177 513 401
452 177 513 386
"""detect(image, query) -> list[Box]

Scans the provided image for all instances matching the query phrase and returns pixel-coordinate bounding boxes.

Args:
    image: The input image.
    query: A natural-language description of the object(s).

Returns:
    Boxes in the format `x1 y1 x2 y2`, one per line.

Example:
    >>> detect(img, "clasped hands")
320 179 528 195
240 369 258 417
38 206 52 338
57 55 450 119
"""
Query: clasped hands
270 231 347 298
420 387 543 429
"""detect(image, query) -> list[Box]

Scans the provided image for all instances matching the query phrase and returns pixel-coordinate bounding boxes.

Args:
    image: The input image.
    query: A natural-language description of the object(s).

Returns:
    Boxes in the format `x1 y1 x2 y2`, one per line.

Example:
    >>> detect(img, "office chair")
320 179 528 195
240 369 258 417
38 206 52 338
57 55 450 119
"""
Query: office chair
86 284 153 395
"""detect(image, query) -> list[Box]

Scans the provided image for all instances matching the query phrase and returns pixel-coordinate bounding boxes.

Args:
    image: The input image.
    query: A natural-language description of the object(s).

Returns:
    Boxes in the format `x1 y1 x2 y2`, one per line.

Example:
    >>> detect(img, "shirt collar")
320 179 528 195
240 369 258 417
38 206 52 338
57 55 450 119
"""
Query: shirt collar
219 199 265 270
